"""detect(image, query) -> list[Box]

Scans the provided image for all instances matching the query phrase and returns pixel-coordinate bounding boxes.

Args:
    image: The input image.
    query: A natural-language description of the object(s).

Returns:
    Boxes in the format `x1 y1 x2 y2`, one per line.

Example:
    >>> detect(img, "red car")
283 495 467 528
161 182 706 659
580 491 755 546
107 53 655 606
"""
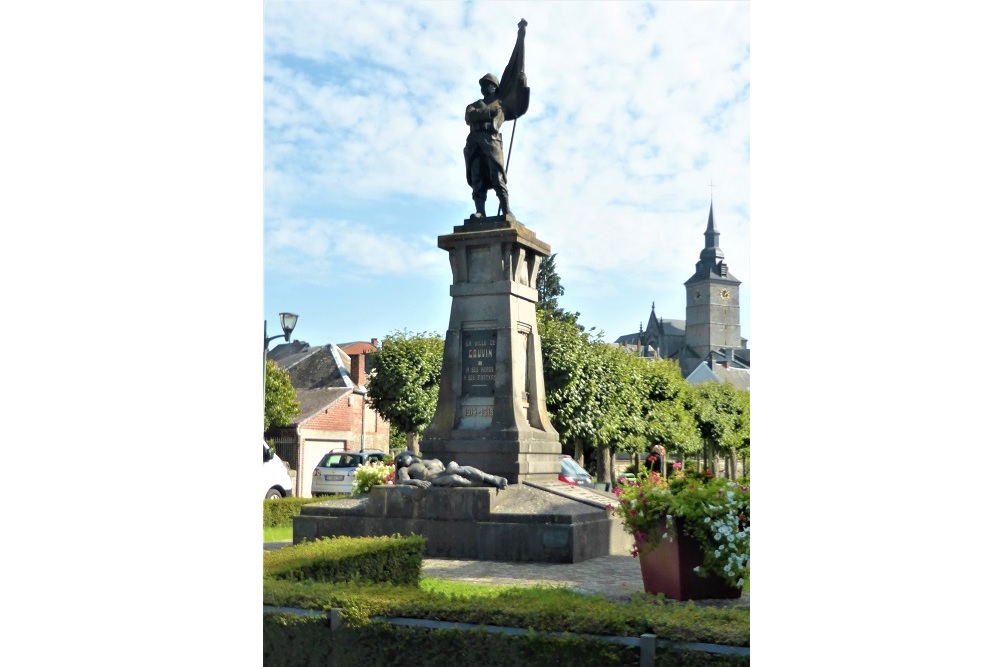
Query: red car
558 455 595 488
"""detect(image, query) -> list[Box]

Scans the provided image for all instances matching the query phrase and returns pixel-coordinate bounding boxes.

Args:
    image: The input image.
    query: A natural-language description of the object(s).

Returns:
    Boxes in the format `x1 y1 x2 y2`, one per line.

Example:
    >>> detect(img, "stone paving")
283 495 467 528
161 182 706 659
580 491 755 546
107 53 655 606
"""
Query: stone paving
422 553 645 602
423 554 749 609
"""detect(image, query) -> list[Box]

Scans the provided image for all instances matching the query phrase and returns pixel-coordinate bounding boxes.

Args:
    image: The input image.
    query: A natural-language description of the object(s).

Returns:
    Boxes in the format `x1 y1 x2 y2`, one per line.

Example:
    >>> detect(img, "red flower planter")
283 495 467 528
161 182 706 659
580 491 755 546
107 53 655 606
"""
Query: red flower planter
637 517 742 600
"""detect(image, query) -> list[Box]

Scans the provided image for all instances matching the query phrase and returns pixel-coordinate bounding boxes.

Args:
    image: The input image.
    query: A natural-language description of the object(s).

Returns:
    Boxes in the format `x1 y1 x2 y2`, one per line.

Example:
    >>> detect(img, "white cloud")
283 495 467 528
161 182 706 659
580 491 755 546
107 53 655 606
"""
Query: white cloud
264 0 750 342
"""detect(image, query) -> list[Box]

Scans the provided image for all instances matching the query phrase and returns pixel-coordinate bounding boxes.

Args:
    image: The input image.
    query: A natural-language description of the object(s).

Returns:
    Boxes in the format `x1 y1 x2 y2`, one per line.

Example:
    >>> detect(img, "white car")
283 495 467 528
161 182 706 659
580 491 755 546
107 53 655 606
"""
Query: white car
312 450 390 496
264 442 294 500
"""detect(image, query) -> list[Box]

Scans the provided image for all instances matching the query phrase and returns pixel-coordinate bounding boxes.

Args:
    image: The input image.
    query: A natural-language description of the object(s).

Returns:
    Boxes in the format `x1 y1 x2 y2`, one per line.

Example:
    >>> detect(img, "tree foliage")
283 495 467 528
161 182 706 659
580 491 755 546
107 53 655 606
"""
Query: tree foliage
265 358 300 431
691 380 751 468
365 331 445 449
635 358 702 457
538 314 643 482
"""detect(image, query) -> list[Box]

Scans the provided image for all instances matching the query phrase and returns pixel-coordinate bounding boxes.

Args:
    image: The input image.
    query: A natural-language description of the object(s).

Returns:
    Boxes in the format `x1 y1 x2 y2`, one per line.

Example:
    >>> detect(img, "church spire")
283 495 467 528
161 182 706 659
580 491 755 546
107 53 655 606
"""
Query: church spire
699 200 725 269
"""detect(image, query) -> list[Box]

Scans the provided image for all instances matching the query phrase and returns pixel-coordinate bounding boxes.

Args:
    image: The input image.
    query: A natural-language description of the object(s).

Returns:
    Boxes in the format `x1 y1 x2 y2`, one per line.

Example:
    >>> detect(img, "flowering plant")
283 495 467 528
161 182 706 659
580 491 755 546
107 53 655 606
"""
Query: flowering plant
609 466 749 588
352 460 396 494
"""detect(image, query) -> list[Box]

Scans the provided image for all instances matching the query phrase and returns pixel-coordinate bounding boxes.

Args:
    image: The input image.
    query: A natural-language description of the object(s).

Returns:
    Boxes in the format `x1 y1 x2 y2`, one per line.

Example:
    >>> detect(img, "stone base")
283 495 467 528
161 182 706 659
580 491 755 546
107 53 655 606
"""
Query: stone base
461 212 519 229
292 483 631 564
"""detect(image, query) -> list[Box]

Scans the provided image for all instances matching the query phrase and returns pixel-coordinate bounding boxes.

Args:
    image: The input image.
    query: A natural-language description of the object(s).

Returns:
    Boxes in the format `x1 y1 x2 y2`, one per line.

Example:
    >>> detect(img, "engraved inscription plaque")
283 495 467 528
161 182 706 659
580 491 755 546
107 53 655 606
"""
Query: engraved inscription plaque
462 329 497 397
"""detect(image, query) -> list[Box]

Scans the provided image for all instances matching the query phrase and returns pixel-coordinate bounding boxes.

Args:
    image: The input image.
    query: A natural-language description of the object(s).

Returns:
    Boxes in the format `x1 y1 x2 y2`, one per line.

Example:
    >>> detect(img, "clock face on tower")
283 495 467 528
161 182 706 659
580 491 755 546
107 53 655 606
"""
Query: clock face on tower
694 290 702 301
720 288 731 300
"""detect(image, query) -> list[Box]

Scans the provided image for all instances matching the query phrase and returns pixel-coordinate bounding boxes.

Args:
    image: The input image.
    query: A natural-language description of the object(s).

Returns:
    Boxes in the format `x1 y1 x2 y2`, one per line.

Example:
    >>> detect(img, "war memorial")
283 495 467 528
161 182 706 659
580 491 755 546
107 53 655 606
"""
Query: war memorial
293 20 629 563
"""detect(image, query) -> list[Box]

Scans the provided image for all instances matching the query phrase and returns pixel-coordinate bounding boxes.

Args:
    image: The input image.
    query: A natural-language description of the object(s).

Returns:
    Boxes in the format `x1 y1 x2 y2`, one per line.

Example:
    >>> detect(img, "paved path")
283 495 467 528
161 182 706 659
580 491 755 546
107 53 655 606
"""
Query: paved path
422 553 647 602
265 541 747 608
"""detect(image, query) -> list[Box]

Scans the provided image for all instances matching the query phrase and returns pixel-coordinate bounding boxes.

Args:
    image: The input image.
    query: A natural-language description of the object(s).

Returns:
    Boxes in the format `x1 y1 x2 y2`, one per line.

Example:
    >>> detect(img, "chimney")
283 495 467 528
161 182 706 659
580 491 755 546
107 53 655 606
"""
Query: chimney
349 353 366 387
370 338 379 348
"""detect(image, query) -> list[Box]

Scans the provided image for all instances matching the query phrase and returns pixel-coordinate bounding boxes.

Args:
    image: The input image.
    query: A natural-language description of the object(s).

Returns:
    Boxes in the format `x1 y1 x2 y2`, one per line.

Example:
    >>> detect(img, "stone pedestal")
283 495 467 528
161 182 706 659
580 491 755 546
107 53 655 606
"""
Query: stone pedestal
292 484 632 563
420 214 561 485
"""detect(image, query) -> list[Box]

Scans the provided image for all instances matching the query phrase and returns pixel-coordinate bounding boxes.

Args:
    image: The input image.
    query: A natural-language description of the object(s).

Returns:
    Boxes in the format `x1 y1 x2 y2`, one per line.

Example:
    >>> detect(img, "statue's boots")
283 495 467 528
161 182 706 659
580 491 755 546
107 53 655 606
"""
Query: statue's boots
497 192 514 219
471 197 486 219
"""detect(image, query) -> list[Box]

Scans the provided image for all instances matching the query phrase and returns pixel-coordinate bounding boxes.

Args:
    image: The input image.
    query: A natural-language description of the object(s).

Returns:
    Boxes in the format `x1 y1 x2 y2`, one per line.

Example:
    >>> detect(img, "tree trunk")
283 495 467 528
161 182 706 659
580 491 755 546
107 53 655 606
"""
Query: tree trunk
573 440 584 465
596 443 612 484
406 431 421 456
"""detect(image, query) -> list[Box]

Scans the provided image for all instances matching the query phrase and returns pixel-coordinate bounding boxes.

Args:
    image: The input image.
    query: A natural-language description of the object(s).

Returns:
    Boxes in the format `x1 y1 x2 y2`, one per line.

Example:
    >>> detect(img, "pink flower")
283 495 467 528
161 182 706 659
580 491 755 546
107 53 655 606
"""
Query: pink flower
604 503 613 510
630 509 638 516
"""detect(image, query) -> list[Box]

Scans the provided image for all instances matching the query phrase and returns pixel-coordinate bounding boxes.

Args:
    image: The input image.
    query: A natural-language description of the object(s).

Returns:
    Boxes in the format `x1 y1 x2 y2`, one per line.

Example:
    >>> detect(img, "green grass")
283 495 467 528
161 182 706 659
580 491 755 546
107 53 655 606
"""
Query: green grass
419 577 522 598
264 523 293 542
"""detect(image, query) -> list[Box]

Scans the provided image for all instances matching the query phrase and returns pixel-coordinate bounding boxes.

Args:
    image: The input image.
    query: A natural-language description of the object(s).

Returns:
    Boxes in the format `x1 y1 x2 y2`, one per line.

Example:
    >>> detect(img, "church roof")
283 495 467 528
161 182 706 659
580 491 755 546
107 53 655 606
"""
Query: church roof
655 318 686 336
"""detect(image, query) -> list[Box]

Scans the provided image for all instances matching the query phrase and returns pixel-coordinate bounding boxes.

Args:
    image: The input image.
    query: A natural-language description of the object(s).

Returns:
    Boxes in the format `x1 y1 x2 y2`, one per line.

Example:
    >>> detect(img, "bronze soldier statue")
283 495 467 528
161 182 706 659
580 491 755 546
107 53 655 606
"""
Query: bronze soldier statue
464 19 530 220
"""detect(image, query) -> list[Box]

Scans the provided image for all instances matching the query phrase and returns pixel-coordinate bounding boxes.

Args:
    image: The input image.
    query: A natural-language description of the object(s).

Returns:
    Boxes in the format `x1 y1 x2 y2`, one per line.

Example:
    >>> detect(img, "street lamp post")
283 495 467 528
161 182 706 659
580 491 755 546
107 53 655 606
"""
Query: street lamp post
264 312 299 410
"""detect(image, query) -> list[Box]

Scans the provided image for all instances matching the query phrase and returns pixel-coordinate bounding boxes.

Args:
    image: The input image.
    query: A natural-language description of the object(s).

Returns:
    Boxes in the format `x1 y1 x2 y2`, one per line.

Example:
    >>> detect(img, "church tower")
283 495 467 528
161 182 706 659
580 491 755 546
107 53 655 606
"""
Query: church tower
683 201 742 366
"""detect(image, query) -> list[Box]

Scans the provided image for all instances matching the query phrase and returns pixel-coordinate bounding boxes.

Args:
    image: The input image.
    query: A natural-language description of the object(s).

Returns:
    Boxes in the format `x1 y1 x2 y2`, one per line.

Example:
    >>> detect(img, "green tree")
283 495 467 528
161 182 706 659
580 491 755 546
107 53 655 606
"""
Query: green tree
637 357 702 459
365 330 445 455
264 358 300 431
691 380 750 479
538 312 592 458
586 342 645 483
538 315 643 484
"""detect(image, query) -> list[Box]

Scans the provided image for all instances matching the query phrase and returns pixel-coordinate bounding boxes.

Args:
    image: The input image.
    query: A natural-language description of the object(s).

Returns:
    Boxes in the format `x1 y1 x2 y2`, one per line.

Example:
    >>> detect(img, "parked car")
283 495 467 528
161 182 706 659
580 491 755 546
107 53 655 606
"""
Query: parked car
264 442 294 500
557 455 595 488
312 450 390 496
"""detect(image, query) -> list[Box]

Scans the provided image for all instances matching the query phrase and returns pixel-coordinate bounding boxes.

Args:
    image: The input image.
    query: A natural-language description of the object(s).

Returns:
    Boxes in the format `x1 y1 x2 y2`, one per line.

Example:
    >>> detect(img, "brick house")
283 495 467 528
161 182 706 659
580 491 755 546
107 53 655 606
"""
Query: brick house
266 339 390 497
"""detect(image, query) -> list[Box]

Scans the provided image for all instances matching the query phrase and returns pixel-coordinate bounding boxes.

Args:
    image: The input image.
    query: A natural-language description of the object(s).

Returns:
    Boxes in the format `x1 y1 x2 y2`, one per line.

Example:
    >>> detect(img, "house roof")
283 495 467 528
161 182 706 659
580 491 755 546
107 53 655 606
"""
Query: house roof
685 361 750 391
338 339 379 355
713 365 750 390
268 341 354 390
291 387 354 424
706 348 750 369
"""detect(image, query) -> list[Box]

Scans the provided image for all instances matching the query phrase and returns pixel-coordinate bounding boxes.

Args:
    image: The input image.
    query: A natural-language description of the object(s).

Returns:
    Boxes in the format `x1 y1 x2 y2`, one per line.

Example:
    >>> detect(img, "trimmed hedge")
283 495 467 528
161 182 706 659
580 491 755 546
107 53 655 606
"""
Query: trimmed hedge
263 495 340 528
262 534 749 664
263 613 749 666
264 535 426 586
263 579 749 647
264 613 642 667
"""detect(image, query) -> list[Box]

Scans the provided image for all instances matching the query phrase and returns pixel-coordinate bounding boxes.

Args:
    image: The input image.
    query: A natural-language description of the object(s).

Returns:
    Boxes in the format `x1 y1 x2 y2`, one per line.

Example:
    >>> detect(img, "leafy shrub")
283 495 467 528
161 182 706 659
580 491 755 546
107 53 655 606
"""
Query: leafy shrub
264 535 426 586
263 496 335 528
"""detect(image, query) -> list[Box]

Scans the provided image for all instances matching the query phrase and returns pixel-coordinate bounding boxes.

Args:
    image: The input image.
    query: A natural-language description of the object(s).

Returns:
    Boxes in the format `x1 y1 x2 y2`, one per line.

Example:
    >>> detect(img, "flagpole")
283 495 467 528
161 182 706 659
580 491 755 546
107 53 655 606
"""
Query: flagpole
497 18 527 217
498 117 518 216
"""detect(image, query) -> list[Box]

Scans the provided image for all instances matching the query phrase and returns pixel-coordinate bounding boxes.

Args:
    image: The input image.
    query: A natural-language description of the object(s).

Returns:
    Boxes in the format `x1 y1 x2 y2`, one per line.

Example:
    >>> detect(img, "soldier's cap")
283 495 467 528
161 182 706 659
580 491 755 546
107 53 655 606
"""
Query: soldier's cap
479 73 500 88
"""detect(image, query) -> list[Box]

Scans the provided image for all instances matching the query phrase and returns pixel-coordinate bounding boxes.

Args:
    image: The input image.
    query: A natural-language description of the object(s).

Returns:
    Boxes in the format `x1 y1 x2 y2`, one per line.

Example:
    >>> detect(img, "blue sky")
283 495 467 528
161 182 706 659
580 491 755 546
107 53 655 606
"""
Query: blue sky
264 0 750 348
